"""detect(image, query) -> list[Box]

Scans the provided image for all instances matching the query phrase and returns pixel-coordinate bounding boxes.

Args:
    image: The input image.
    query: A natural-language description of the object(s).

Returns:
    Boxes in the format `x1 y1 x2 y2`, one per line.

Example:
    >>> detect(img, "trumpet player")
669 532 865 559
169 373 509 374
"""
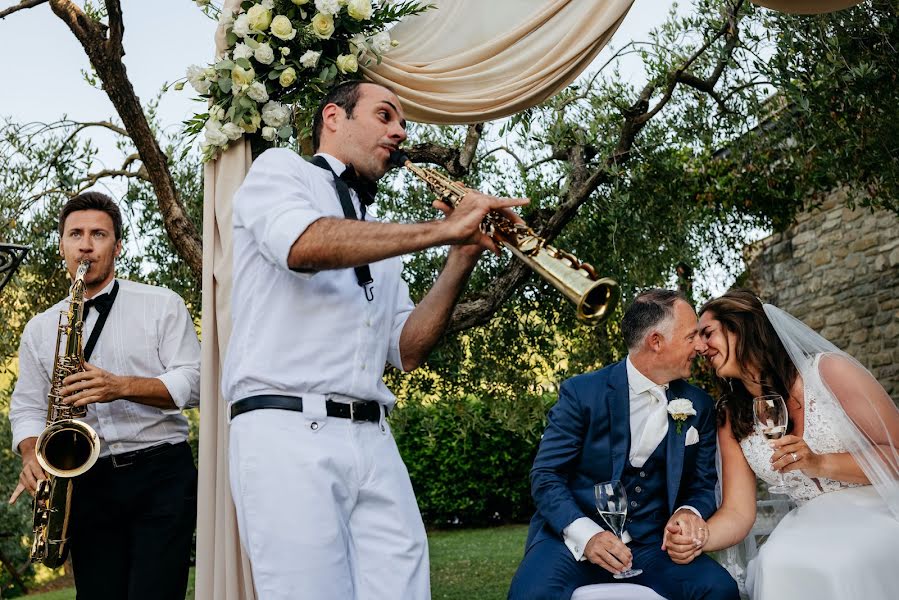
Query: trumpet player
223 80 527 600
9 192 200 600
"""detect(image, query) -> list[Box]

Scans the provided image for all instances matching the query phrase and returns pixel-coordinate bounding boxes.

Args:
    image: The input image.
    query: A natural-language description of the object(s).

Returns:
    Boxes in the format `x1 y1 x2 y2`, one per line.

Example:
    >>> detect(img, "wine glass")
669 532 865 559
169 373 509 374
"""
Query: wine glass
753 394 797 495
594 480 642 579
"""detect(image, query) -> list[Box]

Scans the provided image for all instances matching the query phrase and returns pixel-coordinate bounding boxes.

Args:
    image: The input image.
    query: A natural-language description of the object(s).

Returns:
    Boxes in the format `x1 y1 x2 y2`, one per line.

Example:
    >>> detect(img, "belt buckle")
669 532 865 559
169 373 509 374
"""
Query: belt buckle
349 401 359 422
110 453 134 468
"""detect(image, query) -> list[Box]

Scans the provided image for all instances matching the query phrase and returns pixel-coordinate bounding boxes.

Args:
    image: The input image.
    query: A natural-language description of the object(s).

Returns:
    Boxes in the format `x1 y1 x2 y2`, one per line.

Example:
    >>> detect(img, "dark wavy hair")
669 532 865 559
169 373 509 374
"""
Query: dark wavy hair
699 289 798 441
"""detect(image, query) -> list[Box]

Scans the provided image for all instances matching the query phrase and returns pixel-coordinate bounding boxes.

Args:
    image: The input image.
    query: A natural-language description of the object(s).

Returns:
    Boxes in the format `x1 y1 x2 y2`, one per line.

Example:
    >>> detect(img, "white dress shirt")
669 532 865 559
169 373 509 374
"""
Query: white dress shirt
222 149 415 407
562 357 698 560
10 278 201 457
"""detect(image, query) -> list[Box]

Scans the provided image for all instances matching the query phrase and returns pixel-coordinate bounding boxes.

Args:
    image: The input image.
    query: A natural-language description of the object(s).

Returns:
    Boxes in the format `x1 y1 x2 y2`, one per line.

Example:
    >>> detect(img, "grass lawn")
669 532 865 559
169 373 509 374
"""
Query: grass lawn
24 524 528 599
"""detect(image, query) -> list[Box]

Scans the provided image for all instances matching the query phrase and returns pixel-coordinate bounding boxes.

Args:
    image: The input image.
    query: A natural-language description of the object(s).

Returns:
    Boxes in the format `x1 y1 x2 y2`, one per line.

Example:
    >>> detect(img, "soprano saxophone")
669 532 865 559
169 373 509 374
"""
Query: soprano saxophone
30 259 100 567
390 151 619 324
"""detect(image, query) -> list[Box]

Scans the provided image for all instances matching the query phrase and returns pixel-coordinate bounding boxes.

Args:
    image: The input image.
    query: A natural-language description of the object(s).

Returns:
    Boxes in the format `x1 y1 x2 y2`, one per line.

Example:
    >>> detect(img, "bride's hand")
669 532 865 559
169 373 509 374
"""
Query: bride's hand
770 435 824 477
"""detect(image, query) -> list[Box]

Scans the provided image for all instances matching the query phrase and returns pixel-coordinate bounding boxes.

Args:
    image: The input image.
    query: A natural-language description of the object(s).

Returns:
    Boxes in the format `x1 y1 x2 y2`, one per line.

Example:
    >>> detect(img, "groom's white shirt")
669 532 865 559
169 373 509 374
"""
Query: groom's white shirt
562 357 700 561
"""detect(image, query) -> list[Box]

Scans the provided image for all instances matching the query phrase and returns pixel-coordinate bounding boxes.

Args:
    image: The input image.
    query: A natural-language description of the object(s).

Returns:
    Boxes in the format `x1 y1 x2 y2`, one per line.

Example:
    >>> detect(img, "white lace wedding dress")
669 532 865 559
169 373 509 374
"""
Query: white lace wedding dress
738 356 899 600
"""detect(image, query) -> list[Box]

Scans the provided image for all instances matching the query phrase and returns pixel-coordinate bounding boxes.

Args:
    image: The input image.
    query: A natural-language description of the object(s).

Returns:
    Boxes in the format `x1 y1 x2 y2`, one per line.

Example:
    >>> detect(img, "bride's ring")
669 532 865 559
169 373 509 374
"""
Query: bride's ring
791 452 799 462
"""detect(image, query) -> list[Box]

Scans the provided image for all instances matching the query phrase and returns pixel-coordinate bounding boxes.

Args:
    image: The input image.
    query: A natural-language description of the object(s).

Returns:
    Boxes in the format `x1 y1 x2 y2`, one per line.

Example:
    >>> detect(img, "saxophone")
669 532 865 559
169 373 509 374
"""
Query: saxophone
390 151 620 324
29 259 100 568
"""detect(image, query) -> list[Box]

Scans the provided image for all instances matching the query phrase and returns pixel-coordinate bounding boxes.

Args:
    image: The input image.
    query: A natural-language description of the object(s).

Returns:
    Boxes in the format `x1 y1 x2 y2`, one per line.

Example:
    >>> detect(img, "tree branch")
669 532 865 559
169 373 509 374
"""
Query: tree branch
48 0 202 277
446 0 748 331
0 0 48 19
458 123 483 170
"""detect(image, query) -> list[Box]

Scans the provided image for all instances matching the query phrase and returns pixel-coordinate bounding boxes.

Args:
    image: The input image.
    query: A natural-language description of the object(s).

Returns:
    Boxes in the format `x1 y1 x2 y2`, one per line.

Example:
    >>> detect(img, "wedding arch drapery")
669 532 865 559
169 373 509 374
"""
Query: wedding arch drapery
195 1 637 598
362 0 635 124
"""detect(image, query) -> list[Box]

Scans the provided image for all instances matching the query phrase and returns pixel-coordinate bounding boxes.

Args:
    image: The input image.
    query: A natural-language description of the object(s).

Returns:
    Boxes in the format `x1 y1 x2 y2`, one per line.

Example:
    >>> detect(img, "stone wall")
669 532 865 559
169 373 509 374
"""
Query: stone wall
745 189 899 401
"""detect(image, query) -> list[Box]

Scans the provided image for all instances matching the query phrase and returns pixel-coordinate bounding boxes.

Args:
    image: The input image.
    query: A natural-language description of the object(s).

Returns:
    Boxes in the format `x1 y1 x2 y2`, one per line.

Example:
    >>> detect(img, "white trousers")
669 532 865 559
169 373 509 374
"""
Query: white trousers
229 403 430 600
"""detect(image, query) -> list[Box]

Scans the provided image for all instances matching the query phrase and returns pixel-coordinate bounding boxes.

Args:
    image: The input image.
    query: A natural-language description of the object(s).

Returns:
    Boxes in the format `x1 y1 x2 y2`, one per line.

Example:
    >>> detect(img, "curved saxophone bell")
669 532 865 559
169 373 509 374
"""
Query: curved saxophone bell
389 151 619 324
35 419 100 478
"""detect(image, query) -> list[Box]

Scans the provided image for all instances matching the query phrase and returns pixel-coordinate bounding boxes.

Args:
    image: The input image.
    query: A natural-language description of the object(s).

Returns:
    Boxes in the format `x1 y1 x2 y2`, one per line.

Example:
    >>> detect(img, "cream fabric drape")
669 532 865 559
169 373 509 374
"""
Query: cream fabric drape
750 1 863 13
195 1 256 599
196 2 636 599
364 0 635 124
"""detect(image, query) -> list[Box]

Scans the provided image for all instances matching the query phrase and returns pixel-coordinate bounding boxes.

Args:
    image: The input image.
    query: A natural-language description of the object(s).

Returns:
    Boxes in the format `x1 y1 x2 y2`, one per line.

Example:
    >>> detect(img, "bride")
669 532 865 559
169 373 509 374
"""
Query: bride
665 289 899 599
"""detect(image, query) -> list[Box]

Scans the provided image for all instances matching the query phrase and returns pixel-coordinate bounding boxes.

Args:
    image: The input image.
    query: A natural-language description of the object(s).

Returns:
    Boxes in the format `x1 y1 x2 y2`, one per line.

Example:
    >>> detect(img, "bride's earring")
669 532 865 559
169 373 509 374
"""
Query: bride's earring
726 378 734 393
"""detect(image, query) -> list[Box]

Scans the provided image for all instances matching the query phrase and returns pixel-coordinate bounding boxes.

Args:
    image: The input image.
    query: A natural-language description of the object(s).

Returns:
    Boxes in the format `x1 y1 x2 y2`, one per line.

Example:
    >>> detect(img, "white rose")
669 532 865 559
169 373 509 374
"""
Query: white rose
262 101 291 128
346 0 372 21
270 15 297 41
209 105 226 121
247 81 269 103
222 122 244 140
261 126 278 141
335 53 358 74
314 0 340 16
231 64 256 87
667 398 697 418
281 47 291 56
254 43 275 65
310 12 335 39
186 65 213 95
278 66 297 87
349 33 367 57
370 31 392 55
232 42 254 60
299 50 321 68
232 14 251 37
261 0 275 8
204 120 229 147
247 4 273 31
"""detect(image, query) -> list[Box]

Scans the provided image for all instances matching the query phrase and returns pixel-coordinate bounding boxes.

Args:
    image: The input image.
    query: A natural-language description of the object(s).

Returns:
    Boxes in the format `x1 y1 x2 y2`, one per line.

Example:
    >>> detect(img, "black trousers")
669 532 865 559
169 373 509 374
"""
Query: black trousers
69 441 197 600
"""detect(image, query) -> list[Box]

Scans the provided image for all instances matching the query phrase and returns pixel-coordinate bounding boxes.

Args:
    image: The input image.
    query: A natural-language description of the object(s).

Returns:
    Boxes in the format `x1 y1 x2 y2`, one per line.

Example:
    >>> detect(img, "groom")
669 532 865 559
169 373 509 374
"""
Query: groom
508 289 738 600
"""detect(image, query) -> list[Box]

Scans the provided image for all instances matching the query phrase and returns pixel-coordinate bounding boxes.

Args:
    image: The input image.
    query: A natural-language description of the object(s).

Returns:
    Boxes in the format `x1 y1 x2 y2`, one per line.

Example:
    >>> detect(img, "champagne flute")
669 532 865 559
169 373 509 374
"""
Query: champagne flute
594 480 642 579
753 394 796 494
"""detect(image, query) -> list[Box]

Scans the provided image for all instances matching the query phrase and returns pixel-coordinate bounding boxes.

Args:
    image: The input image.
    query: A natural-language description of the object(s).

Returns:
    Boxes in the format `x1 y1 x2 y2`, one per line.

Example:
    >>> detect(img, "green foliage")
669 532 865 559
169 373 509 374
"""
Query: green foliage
390 395 548 527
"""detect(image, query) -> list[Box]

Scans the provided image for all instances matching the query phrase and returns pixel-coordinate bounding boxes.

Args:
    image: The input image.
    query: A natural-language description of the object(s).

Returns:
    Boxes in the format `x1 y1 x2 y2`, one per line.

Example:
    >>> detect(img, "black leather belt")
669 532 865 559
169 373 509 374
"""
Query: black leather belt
102 441 185 468
230 394 383 423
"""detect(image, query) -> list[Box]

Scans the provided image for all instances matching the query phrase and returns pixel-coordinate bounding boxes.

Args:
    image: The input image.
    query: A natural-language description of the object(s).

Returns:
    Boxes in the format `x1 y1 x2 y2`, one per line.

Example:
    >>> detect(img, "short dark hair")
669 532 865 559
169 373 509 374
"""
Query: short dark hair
312 81 369 152
621 289 688 350
59 191 123 241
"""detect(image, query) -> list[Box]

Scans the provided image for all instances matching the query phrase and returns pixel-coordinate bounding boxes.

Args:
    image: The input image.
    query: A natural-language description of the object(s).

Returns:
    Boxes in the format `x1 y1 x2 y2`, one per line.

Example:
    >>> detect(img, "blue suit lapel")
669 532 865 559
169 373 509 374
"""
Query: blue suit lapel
665 385 686 513
607 362 631 482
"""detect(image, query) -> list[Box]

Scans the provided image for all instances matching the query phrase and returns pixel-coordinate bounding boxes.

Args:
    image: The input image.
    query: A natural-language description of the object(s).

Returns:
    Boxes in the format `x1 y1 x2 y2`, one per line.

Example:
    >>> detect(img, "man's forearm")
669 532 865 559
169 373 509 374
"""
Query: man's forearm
398 247 480 371
118 376 177 410
288 218 451 271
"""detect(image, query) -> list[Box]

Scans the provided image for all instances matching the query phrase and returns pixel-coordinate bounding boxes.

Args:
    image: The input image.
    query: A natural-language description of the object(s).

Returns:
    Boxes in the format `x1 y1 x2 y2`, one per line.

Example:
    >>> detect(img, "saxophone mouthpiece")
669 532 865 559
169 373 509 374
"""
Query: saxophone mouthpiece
388 149 410 169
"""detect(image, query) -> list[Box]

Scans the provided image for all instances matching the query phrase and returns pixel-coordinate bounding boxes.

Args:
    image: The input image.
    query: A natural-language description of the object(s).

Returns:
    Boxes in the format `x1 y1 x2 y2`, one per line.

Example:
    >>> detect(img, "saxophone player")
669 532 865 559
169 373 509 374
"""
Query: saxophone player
222 81 527 600
8 192 200 600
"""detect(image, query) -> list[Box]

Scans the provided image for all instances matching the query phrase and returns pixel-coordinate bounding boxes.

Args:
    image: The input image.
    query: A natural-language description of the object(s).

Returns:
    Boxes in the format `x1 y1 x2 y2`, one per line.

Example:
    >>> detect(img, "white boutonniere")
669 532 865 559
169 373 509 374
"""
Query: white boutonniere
667 398 696 434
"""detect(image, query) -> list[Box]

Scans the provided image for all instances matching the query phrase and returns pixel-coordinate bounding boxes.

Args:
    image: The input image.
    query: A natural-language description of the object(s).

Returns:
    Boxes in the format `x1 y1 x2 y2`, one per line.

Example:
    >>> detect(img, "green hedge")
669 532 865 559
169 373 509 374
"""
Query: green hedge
390 396 544 528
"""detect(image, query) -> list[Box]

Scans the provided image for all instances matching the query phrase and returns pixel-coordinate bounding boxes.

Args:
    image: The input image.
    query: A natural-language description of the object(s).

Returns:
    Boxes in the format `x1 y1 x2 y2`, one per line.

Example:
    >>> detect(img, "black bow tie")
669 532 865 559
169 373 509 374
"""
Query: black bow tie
85 292 114 316
340 165 377 206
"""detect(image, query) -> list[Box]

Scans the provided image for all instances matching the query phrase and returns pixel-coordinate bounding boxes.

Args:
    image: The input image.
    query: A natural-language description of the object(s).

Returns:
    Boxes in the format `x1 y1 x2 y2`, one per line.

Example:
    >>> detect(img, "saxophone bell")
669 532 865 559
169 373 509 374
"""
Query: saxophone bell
388 151 619 324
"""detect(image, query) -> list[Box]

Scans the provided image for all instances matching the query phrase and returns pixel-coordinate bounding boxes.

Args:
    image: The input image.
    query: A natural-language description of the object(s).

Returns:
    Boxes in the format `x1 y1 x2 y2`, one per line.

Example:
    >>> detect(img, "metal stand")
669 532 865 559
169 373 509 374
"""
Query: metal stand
0 244 29 294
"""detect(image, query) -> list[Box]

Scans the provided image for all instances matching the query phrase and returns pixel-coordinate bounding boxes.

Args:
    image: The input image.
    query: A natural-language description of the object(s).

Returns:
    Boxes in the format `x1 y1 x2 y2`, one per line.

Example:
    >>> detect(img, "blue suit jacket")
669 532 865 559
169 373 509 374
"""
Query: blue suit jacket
525 360 718 552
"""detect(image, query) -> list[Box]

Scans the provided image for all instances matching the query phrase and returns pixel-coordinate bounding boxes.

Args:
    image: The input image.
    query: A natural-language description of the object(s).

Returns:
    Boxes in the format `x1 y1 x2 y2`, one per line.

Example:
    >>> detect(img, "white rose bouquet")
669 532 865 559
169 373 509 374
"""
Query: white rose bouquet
183 0 431 161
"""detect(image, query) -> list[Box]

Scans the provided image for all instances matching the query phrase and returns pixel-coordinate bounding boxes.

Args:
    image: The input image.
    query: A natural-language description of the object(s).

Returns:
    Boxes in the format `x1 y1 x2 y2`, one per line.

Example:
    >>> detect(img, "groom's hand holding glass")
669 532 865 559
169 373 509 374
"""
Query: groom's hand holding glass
583 531 633 575
662 509 710 565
